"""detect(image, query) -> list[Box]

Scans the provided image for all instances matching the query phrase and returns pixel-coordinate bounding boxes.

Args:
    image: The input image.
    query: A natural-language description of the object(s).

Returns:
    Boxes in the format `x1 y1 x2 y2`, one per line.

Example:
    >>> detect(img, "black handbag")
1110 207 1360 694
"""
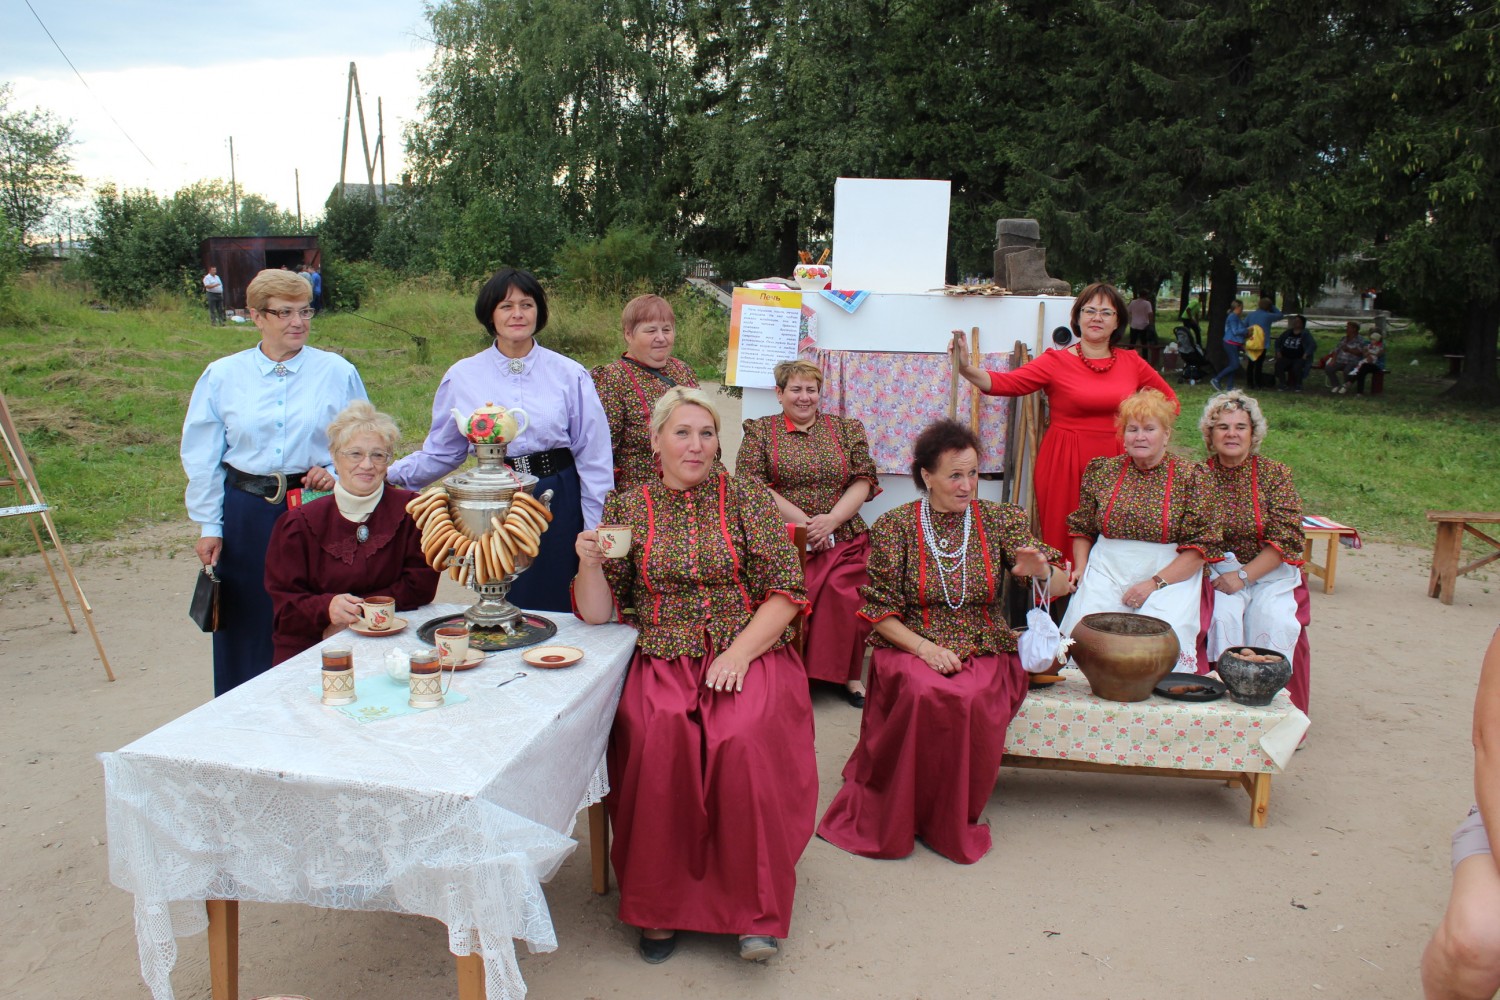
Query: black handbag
189 566 220 633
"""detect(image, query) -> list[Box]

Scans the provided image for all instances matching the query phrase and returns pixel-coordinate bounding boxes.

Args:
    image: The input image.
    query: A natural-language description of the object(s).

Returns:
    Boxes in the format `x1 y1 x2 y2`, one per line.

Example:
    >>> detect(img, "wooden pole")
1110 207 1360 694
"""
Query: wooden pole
969 327 981 434
294 168 302 230
228 137 238 230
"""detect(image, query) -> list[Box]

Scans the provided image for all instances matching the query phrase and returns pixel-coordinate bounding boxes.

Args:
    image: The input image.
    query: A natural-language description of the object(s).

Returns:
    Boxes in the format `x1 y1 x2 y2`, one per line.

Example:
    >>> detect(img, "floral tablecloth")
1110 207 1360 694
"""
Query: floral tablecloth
1004 673 1309 773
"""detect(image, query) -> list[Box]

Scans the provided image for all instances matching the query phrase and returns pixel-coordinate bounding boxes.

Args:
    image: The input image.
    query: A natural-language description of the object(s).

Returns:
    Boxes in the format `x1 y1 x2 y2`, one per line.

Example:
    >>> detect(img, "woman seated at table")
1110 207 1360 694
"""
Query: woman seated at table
572 386 817 965
265 401 439 665
736 359 880 707
1198 390 1311 713
1060 389 1221 673
817 420 1068 865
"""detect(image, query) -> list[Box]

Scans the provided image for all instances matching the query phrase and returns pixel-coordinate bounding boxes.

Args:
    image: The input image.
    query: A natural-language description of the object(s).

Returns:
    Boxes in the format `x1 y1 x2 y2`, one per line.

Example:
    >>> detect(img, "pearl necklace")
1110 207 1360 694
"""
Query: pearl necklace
1078 347 1118 374
920 497 971 610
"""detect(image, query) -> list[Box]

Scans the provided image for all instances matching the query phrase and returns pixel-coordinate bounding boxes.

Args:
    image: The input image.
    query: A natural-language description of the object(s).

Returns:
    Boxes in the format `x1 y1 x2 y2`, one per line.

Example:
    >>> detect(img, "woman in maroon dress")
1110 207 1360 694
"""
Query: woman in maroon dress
736 359 880 706
817 420 1068 864
949 282 1178 555
264 401 439 664
590 294 701 491
572 386 817 964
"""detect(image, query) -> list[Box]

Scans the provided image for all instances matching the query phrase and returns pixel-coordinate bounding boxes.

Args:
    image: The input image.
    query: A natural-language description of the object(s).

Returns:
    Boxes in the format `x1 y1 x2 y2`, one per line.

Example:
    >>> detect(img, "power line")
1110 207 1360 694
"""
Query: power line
21 0 157 169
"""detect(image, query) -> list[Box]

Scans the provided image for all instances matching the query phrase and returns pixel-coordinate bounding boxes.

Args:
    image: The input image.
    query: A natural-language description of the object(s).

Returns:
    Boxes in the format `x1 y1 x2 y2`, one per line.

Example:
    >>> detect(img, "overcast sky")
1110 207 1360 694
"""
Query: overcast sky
2 0 437 230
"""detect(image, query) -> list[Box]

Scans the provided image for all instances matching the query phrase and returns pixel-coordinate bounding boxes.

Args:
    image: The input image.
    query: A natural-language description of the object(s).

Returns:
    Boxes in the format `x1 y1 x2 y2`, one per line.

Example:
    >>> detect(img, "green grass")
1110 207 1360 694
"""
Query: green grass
1 274 1495 563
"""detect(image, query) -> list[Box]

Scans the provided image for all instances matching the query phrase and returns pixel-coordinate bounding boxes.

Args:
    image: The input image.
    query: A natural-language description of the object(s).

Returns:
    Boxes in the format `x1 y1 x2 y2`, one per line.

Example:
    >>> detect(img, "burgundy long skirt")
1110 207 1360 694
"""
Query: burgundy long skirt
801 533 873 685
1194 572 1313 714
817 648 1029 865
606 645 817 936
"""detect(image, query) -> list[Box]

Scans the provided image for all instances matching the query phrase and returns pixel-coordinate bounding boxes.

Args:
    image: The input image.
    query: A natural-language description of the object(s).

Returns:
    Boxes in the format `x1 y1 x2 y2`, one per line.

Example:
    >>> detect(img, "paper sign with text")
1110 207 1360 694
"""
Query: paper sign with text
727 287 802 388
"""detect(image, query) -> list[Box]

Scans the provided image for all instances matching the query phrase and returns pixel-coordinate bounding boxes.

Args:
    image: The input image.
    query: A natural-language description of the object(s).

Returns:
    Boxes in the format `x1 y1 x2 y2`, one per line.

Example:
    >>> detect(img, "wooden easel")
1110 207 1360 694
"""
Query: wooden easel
0 391 114 680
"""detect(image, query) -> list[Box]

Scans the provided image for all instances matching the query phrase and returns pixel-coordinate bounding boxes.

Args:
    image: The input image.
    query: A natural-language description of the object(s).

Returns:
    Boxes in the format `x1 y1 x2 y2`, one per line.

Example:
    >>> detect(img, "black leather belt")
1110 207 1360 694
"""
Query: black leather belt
226 465 306 504
506 447 574 479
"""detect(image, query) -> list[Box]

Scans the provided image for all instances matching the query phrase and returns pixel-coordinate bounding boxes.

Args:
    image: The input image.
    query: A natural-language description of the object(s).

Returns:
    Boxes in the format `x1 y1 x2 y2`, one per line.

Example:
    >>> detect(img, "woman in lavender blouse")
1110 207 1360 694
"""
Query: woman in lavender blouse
387 268 613 611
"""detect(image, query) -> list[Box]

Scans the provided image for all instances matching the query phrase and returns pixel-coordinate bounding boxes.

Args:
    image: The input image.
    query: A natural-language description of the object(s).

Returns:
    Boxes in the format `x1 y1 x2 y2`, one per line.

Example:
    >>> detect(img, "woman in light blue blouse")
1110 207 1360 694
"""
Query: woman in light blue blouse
181 269 367 695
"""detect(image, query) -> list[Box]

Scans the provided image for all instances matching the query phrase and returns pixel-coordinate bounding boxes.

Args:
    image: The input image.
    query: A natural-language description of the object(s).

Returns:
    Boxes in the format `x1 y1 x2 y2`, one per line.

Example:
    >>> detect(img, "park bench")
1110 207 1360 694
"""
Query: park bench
1426 511 1500 605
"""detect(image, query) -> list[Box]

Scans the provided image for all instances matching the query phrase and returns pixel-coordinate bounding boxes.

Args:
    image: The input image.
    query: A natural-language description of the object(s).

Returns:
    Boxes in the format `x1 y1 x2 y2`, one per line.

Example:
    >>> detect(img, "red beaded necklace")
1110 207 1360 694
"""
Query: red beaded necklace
1077 346 1118 374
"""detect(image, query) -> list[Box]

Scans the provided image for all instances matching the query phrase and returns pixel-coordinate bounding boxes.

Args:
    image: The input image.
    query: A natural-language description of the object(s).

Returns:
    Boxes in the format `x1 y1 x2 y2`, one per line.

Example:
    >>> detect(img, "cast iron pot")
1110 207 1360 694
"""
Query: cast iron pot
1070 612 1180 702
1215 646 1292 707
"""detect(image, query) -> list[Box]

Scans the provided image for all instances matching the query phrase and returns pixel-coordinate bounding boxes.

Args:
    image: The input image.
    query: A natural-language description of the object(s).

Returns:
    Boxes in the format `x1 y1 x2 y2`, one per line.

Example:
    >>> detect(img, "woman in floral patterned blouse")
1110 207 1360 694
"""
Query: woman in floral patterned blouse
817 420 1068 864
1059 389 1222 672
573 386 817 965
1198 390 1311 712
736 359 880 706
590 294 701 491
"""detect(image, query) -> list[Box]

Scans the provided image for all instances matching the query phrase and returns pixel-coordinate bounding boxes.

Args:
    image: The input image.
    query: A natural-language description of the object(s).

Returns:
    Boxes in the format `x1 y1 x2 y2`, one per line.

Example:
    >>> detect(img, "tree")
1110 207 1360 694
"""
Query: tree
83 184 220 302
0 83 82 245
317 193 381 262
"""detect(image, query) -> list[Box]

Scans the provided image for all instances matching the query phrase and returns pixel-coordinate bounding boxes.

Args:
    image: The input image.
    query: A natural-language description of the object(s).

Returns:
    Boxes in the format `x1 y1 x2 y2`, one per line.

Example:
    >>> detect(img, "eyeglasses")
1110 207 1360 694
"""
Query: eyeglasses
260 307 315 321
1080 307 1117 319
337 449 392 466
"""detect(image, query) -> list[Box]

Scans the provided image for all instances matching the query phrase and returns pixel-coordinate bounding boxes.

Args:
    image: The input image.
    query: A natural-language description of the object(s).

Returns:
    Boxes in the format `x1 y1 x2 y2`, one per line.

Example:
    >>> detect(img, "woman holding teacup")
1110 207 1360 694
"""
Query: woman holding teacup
265 401 439 665
387 267 613 612
591 294 701 490
1060 389 1222 672
1198 390 1311 712
573 386 817 965
735 359 880 707
816 420 1068 865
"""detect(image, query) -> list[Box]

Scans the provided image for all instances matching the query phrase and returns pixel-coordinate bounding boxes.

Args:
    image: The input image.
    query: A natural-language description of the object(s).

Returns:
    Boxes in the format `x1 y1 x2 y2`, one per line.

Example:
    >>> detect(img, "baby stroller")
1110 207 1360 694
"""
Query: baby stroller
1173 325 1209 385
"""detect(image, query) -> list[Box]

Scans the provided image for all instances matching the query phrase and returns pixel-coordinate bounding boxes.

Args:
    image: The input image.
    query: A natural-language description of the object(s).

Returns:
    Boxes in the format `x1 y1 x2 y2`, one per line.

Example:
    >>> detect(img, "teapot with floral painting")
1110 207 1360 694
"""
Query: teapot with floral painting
451 401 530 444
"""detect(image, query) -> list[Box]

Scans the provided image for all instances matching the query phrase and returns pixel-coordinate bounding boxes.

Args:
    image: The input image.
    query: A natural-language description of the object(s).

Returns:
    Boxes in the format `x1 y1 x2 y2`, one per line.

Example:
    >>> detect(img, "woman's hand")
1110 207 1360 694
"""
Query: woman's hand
304 466 335 491
705 649 752 693
1068 560 1087 589
915 637 963 675
806 512 842 548
575 529 607 570
328 593 362 628
1212 572 1247 594
1009 546 1051 579
1121 580 1156 609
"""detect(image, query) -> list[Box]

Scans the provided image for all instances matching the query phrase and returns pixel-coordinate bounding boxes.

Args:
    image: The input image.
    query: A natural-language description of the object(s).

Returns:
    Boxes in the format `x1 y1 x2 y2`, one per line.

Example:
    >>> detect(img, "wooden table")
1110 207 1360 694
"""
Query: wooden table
1427 511 1500 605
1301 516 1360 594
1002 675 1308 828
102 604 635 1000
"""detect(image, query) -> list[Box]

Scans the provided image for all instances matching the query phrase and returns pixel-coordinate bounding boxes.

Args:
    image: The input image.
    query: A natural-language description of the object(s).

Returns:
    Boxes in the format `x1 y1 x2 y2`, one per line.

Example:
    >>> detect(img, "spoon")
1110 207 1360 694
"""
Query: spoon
494 671 527 689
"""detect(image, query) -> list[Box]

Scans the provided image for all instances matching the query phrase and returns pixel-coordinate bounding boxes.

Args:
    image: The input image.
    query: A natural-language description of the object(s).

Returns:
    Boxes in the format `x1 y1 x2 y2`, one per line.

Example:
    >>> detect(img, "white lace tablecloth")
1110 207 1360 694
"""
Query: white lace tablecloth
100 604 636 1000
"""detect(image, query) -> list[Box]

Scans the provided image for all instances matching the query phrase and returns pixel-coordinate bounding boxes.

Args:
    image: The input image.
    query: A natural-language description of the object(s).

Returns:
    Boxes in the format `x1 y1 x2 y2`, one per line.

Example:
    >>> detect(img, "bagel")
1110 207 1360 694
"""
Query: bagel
507 503 543 535
410 492 447 521
506 514 541 548
421 526 449 566
512 490 553 522
492 530 514 576
504 520 540 557
430 526 462 568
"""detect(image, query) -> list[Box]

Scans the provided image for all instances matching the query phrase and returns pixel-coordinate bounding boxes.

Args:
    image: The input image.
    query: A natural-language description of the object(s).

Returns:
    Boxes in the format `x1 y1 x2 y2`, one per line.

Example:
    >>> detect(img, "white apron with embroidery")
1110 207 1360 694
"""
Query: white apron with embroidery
1205 553 1301 662
1061 536 1200 671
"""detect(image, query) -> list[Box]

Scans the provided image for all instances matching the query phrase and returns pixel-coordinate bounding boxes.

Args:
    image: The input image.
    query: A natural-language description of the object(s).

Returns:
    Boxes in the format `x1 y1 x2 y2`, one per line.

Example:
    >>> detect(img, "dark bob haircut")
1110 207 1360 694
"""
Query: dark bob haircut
910 419 983 490
474 267 549 338
1070 281 1128 346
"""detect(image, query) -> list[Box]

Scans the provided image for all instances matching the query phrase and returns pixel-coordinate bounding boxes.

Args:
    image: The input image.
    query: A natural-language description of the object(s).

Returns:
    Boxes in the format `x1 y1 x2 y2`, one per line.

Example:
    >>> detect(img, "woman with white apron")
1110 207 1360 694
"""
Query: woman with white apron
1060 389 1221 673
1197 390 1312 713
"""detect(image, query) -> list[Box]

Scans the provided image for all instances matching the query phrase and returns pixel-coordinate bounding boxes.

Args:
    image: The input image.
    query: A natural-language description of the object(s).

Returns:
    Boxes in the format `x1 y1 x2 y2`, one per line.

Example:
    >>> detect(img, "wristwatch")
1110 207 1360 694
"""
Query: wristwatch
1151 574 1168 590
1236 569 1250 583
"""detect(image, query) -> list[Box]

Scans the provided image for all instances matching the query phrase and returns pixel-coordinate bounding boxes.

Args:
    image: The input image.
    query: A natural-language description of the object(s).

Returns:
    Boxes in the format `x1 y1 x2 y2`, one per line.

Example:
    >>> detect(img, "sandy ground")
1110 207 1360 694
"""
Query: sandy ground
3 392 1498 998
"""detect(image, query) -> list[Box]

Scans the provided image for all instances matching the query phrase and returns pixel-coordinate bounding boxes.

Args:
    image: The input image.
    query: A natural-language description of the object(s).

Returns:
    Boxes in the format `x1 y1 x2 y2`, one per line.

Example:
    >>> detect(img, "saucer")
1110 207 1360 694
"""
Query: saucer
522 645 584 669
444 648 487 671
351 617 408 637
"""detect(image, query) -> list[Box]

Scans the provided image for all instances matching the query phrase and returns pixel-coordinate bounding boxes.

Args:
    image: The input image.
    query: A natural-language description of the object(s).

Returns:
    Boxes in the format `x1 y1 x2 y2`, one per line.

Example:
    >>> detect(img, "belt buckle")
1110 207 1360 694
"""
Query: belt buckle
514 455 531 476
265 472 288 505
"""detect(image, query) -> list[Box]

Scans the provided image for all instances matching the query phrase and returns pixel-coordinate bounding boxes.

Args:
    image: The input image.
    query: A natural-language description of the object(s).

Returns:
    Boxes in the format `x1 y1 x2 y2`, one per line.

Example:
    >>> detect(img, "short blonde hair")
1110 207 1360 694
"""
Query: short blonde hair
1200 390 1268 455
773 359 823 390
327 400 400 455
1115 388 1176 439
650 385 720 439
246 269 312 310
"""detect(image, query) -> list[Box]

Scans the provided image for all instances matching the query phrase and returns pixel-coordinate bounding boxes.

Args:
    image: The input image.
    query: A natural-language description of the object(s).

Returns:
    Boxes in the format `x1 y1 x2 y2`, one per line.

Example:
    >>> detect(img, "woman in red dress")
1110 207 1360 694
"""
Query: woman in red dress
949 282 1178 555
590 294 701 491
736 359 881 706
572 386 817 964
817 420 1069 864
264 401 439 664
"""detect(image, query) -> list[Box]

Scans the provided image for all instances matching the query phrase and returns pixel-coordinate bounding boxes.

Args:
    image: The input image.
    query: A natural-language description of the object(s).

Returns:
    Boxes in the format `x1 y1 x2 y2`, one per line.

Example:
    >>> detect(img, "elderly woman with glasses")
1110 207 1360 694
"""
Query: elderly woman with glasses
181 268 368 694
950 282 1178 556
1197 390 1311 712
264 401 439 665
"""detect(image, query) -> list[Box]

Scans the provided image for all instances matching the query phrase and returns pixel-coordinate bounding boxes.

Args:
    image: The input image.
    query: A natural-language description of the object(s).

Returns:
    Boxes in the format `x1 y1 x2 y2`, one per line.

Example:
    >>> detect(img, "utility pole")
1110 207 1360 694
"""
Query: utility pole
377 98 387 195
228 136 239 230
295 169 302 230
339 62 387 204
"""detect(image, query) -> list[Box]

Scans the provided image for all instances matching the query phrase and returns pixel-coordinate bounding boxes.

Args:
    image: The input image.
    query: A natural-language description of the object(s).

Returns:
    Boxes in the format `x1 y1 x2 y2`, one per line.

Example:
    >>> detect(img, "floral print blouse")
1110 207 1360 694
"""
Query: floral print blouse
858 500 1061 655
590 354 699 491
589 472 807 658
1202 455 1305 565
735 413 882 543
1066 454 1223 560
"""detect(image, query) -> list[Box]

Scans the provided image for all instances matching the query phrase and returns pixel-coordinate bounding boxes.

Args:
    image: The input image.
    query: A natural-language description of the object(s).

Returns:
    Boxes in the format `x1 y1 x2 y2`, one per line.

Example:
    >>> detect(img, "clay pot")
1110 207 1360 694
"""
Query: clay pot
1215 646 1291 706
1069 612 1180 702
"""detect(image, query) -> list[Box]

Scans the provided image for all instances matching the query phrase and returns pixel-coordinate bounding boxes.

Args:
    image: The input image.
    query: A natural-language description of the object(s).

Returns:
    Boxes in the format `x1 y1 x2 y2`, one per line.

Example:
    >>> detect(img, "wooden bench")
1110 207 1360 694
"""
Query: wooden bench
1301 516 1360 594
1427 511 1500 605
1444 354 1465 378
